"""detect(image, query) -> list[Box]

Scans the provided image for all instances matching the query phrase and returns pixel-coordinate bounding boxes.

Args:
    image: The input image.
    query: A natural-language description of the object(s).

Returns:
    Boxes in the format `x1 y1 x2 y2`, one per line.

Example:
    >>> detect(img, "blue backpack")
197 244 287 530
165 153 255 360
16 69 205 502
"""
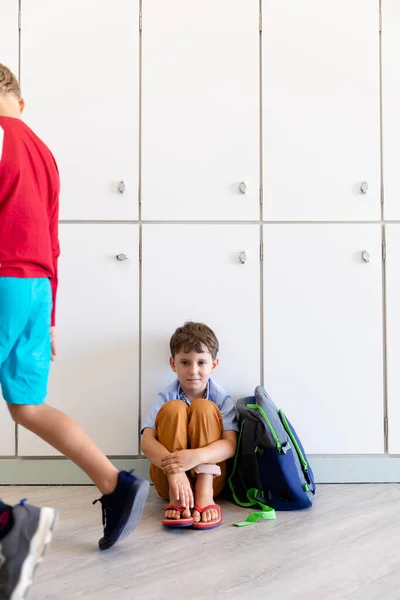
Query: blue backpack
228 386 316 526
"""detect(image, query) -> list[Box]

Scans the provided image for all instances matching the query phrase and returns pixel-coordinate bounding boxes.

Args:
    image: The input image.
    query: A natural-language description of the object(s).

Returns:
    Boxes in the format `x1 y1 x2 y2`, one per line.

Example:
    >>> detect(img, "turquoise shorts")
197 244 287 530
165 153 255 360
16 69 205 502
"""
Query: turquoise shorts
0 277 52 405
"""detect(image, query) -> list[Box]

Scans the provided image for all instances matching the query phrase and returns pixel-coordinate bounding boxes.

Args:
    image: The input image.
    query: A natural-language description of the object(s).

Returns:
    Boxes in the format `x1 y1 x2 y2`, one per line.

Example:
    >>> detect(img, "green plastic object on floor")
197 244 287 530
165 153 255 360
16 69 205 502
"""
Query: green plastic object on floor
232 488 276 527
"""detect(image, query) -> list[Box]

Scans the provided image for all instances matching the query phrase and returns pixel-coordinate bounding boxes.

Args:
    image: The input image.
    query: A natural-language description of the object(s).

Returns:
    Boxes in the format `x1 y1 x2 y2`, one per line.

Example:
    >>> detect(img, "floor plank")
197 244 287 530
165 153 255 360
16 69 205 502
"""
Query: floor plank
0 485 399 599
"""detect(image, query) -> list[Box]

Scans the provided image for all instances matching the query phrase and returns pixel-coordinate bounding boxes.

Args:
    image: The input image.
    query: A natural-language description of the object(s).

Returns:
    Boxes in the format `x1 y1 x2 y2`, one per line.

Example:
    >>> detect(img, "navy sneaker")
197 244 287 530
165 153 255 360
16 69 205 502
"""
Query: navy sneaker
93 470 150 551
0 500 58 600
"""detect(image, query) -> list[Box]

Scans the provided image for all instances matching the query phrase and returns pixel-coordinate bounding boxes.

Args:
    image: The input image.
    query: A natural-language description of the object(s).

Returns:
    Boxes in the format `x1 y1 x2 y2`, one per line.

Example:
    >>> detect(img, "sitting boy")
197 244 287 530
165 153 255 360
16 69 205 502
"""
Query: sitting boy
141 322 238 529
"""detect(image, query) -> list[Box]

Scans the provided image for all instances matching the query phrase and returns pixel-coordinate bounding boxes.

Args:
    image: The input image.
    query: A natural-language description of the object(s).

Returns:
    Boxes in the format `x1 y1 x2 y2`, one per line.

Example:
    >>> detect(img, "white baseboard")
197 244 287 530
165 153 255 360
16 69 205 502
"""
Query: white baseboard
0 458 149 485
1 456 399 485
310 456 400 483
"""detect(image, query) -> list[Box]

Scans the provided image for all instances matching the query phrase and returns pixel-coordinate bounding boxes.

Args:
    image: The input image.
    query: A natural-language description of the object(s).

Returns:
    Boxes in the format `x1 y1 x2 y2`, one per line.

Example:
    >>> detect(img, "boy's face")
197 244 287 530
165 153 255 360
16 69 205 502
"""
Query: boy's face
170 348 219 398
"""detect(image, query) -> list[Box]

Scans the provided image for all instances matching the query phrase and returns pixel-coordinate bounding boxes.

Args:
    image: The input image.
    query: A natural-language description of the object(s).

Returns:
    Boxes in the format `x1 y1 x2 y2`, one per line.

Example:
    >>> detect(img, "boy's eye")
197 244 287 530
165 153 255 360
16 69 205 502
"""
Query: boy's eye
181 360 189 365
198 361 205 366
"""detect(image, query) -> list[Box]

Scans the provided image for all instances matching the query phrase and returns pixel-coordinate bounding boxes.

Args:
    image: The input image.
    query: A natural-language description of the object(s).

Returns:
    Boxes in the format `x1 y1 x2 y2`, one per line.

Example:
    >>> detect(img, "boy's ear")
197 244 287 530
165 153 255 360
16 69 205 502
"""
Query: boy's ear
211 357 219 372
19 98 25 114
169 356 176 372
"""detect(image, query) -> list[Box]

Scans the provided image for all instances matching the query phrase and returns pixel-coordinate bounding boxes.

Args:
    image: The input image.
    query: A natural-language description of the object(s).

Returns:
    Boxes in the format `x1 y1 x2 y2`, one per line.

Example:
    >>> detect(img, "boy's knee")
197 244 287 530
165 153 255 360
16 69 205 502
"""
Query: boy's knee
189 398 219 417
156 400 188 425
7 403 40 426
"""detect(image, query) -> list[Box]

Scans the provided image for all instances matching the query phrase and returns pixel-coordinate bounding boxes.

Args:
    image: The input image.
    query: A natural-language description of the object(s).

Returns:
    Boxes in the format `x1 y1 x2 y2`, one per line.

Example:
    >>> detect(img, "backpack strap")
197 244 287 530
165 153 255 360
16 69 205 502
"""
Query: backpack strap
228 417 264 507
239 419 263 492
233 488 276 527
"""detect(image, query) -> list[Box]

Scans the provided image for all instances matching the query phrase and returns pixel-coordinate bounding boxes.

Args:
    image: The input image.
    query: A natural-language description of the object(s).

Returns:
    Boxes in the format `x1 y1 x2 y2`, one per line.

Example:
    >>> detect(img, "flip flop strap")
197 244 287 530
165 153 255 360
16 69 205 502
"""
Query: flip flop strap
164 505 186 513
193 504 220 513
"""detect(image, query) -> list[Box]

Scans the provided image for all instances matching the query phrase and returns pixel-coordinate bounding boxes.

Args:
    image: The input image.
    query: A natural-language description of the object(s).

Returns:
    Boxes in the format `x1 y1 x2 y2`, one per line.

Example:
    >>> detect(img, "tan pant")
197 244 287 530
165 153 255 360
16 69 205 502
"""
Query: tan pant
150 398 227 501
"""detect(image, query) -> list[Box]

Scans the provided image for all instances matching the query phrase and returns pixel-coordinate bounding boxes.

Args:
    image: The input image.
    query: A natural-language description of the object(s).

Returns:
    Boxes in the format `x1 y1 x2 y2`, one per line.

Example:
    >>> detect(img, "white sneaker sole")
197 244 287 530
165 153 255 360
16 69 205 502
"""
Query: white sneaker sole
10 507 58 600
120 479 150 542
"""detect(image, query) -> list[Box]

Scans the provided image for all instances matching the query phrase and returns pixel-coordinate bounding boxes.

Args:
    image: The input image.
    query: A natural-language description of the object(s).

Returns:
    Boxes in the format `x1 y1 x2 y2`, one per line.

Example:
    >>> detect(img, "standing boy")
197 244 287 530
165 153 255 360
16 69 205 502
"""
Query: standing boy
0 62 149 583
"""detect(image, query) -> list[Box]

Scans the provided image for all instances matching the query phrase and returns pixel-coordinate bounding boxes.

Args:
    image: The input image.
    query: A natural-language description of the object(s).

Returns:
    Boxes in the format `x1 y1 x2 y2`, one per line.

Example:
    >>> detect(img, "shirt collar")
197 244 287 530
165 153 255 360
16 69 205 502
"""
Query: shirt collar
177 379 210 402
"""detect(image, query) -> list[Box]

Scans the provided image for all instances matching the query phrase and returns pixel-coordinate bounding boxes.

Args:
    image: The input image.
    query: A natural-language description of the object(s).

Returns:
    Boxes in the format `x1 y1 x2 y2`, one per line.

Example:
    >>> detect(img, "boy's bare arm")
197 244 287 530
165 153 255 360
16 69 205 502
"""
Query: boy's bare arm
161 431 237 474
142 429 194 507
141 429 171 468
196 430 237 465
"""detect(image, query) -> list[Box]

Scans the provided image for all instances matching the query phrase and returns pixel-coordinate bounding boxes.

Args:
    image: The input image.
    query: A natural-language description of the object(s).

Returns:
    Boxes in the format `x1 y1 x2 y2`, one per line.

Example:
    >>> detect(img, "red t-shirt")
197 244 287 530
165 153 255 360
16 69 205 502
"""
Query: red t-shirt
0 116 60 326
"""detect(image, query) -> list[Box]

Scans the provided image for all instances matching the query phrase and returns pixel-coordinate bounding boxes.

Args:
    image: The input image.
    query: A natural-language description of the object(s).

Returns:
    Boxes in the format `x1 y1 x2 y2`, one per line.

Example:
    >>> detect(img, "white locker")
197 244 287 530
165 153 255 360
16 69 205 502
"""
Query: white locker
263 0 380 222
142 0 259 221
264 224 384 454
382 0 400 220
18 225 140 456
0 0 18 76
385 225 400 453
141 224 261 425
20 0 139 221
0 0 19 456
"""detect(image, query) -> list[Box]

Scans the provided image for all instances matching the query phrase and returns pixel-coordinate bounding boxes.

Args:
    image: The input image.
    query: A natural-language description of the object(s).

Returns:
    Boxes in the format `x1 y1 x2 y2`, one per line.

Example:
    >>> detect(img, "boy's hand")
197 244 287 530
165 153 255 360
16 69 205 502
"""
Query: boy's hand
50 327 57 362
161 449 201 474
168 472 194 509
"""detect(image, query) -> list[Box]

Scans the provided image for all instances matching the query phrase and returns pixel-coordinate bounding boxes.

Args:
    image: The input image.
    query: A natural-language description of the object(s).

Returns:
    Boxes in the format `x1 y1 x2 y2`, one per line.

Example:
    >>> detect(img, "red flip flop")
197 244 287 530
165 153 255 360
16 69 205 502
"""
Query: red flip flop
162 505 194 528
192 504 222 530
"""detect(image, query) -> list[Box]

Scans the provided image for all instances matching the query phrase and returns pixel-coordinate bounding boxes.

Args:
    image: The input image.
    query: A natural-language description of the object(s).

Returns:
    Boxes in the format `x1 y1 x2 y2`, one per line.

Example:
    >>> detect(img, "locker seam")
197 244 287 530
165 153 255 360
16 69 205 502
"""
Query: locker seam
138 0 143 454
259 0 264 387
379 0 389 453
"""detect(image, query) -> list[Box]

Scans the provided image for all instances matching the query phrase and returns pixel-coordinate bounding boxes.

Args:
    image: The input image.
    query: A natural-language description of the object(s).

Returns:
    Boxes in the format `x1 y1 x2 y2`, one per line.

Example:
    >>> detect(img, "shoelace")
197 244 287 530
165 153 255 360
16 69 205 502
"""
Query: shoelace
92 497 108 529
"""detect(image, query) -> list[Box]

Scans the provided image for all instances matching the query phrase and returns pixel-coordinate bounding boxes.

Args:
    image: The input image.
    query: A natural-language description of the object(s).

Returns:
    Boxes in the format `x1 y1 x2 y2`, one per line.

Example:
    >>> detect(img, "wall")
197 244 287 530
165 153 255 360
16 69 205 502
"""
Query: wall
1 0 400 483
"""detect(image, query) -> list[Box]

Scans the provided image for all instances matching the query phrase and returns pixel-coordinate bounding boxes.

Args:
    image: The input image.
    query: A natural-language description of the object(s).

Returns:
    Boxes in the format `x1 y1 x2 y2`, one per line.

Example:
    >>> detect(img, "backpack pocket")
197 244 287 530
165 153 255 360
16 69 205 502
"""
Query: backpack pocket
257 446 313 510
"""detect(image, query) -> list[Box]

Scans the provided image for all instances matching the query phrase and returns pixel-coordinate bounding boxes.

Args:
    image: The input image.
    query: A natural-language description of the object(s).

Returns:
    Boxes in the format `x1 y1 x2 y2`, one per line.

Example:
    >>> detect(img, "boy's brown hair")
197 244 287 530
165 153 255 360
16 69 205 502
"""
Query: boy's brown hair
170 322 219 360
0 64 21 100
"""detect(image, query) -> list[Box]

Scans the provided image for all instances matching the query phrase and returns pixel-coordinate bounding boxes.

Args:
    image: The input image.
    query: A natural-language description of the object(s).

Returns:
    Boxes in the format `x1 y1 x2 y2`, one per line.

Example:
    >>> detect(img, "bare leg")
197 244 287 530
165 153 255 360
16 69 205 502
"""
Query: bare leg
187 399 225 523
193 473 219 523
8 404 118 495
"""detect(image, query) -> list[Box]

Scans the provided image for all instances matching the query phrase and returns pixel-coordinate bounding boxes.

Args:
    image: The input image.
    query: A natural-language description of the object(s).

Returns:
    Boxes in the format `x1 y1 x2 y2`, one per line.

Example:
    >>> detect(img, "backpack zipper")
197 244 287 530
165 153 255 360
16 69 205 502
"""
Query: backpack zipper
279 409 308 472
247 404 282 453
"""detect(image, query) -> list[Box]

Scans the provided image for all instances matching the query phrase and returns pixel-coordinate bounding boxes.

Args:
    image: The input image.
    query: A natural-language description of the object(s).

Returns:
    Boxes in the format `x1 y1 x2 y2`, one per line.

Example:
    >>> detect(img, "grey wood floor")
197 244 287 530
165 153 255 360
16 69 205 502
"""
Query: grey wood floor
1 484 399 599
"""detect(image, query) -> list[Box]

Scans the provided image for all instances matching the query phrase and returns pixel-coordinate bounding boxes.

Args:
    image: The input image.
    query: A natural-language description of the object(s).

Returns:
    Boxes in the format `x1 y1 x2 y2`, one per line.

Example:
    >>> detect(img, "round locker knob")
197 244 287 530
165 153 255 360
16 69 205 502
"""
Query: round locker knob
116 253 128 261
361 250 370 263
118 181 126 194
360 181 368 195
239 181 247 194
239 251 247 264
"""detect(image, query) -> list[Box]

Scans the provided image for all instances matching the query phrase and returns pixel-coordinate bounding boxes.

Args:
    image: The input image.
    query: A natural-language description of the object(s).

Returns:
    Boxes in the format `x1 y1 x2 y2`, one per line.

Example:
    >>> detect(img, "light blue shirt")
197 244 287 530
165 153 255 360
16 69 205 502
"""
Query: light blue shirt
141 378 239 434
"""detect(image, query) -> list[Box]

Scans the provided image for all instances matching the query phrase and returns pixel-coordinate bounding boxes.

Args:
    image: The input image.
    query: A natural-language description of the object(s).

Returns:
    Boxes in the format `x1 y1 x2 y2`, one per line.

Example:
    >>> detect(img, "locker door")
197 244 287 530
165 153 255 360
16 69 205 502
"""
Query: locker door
142 0 259 221
20 0 139 220
263 0 380 221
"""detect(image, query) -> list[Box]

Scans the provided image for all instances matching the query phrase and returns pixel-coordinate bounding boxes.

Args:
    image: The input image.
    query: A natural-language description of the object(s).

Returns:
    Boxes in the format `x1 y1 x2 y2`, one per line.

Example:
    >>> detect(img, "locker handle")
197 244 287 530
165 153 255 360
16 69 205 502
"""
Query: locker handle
360 181 368 195
239 251 247 264
361 250 370 263
116 253 128 261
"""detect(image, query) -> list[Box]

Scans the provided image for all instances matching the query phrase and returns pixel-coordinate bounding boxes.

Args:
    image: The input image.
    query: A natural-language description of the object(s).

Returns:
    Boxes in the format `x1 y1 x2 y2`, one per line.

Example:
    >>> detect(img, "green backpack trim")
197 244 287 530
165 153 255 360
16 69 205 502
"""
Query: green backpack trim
279 409 308 473
232 488 276 527
228 419 277 526
247 403 282 452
